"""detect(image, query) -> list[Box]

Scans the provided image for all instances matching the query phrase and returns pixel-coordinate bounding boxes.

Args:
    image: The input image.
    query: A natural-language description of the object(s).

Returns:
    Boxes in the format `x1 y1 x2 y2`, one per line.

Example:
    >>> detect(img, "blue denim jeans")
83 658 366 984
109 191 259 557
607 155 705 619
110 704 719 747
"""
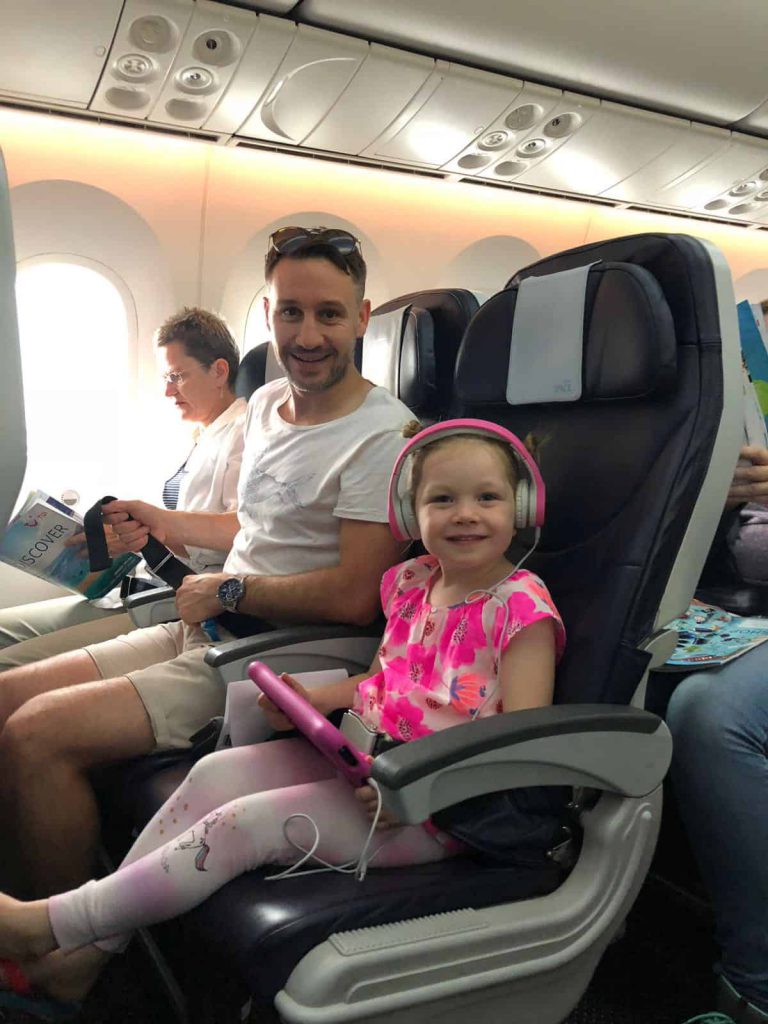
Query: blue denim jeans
666 650 768 1012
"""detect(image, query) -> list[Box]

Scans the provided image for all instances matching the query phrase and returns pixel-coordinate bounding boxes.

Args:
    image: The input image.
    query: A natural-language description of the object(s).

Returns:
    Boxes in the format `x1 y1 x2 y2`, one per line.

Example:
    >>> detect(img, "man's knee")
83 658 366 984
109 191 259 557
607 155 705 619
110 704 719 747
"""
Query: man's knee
667 670 758 757
0 691 86 769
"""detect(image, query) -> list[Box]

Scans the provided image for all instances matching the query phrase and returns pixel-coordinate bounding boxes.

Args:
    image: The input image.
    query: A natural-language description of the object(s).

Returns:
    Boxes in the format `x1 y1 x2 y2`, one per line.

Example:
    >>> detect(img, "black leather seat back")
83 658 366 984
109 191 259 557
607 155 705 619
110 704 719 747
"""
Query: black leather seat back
455 234 727 707
367 289 481 420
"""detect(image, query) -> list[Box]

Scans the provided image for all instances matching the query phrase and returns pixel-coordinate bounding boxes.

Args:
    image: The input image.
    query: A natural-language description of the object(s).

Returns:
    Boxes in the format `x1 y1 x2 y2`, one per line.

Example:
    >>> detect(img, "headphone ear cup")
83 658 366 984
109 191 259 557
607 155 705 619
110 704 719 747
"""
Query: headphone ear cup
401 496 420 540
515 479 529 529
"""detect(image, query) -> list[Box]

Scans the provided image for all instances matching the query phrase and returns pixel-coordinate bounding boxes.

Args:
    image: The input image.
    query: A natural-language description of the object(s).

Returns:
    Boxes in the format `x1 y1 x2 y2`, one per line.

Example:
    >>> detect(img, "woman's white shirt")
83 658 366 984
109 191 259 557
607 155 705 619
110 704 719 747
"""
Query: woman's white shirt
179 396 247 572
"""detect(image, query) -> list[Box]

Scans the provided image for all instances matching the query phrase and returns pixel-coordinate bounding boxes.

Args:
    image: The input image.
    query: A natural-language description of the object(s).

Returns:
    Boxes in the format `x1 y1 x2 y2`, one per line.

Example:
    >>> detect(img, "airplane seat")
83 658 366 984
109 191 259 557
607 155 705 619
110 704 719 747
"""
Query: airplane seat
367 288 483 425
0 151 26 533
105 235 742 1024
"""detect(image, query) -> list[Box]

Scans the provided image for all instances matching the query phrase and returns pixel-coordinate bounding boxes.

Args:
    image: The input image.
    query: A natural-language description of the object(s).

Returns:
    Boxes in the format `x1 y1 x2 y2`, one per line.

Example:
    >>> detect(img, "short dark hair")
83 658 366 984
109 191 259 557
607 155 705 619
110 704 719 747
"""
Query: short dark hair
760 298 768 317
264 241 367 303
156 307 240 387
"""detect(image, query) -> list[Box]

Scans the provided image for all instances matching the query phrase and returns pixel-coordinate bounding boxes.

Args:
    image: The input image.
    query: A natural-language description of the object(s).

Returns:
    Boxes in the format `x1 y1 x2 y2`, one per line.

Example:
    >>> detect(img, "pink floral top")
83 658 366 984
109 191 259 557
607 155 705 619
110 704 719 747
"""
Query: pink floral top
353 555 565 742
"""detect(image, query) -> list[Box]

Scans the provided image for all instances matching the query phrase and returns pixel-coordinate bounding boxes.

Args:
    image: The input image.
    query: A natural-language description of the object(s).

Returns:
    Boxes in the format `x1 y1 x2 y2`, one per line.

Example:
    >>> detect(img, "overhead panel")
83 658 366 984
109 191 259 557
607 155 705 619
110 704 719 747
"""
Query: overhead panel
362 63 520 168
600 123 728 205
91 0 194 121
653 133 768 212
444 81 561 178
302 45 435 155
204 16 295 134
148 1 257 129
300 0 768 125
514 103 684 196
236 26 367 145
0 0 123 108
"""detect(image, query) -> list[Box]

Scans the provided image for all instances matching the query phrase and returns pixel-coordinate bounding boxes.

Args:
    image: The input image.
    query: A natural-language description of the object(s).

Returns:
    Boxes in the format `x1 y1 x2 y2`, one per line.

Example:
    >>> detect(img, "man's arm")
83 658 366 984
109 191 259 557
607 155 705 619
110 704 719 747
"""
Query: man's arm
175 519 405 627
103 500 240 554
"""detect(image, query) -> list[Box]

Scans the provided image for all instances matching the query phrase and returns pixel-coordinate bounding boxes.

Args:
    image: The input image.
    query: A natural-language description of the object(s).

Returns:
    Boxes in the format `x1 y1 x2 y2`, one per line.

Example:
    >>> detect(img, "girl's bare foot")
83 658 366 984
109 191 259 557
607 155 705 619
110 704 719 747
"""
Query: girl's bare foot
0 892 56 960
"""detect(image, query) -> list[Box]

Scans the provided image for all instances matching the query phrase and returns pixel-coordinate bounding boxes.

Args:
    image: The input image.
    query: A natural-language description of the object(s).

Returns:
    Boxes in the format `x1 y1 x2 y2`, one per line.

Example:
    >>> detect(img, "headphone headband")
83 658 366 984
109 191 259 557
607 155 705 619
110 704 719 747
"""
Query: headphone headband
387 418 546 541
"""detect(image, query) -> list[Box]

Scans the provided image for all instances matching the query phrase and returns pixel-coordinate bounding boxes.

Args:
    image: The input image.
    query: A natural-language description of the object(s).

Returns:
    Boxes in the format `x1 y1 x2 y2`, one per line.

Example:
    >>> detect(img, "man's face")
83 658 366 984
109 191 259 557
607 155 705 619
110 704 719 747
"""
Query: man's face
264 257 370 394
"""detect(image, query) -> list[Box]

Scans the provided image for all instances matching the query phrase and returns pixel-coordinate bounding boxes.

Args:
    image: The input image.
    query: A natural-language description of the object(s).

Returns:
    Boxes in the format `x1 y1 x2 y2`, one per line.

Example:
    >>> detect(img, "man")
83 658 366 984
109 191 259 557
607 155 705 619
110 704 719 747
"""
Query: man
664 443 768 1023
0 226 411 896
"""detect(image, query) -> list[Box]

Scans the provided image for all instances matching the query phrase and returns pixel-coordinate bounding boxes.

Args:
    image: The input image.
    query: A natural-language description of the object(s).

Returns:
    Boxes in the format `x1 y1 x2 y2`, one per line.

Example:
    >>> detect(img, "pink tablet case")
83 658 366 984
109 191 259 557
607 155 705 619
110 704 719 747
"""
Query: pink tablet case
248 660 370 786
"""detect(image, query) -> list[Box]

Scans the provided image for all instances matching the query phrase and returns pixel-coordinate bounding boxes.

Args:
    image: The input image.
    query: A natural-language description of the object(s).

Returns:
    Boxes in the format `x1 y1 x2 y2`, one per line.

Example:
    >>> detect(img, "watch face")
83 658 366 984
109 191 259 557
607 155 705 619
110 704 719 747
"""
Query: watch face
219 577 244 610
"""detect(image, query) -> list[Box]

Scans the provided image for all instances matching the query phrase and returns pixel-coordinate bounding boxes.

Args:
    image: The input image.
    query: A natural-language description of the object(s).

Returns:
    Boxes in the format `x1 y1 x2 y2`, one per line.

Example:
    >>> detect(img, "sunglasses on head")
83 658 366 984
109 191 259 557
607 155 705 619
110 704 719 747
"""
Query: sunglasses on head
266 226 361 259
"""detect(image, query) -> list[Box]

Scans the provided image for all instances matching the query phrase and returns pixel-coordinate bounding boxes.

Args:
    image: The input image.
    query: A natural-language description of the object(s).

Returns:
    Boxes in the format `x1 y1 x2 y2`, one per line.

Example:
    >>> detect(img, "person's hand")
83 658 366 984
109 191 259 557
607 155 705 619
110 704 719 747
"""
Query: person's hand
257 672 314 731
64 525 132 559
101 499 166 550
727 446 768 508
354 781 400 830
175 572 228 624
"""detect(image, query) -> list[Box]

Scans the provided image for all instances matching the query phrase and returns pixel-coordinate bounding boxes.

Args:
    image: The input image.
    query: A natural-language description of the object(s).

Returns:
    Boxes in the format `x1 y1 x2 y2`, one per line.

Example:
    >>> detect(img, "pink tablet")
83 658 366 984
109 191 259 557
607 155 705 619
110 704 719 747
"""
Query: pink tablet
248 660 370 786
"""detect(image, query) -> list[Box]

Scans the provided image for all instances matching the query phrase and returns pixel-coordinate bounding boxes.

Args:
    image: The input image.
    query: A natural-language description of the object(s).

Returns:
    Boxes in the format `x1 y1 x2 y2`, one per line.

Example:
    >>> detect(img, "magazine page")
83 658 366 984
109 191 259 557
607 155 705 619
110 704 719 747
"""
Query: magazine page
664 599 768 670
0 490 139 599
738 300 768 442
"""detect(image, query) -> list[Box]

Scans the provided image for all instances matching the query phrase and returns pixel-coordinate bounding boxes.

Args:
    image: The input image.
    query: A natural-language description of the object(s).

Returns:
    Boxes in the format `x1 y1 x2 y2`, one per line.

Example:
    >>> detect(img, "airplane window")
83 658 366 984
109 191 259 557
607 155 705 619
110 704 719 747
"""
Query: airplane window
14 259 136 512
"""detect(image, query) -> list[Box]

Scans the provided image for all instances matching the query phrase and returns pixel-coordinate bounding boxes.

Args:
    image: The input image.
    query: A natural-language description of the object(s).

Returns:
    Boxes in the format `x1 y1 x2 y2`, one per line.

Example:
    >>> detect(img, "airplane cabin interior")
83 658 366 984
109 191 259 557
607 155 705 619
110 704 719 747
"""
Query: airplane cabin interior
0 2 767 1023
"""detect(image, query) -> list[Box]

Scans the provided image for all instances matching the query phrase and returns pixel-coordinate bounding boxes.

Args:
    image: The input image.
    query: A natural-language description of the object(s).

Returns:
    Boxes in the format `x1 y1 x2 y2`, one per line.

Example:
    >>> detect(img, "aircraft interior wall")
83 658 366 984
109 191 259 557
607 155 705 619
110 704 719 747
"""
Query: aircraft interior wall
1 102 767 608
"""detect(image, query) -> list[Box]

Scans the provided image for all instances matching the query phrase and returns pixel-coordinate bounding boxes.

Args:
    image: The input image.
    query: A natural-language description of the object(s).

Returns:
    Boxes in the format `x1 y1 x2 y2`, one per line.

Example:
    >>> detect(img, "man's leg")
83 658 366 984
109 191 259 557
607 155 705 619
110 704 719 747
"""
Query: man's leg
667 653 768 1014
0 596 118 650
0 613 132 671
0 649 104 731
0 677 154 897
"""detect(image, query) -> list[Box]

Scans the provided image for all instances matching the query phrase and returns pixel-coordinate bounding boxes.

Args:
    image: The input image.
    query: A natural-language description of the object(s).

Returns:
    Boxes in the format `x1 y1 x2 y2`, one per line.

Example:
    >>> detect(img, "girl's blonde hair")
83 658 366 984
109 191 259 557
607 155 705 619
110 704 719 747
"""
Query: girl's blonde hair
402 420 543 501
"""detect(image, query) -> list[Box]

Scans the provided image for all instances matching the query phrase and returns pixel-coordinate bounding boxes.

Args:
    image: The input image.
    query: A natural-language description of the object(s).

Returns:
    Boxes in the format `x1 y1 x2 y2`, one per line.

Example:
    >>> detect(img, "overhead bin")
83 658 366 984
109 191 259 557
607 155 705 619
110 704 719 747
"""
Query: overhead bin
204 16 295 135
148 1 257 129
362 64 521 168
300 0 768 126
91 0 194 121
600 124 728 205
235 26 368 145
0 0 123 108
303 45 435 155
652 133 768 213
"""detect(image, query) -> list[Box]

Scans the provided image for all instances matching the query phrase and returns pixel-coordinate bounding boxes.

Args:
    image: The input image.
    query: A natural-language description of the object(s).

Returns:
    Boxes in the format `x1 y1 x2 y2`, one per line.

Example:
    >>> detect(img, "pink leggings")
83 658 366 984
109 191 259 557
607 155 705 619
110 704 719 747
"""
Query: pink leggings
48 739 450 953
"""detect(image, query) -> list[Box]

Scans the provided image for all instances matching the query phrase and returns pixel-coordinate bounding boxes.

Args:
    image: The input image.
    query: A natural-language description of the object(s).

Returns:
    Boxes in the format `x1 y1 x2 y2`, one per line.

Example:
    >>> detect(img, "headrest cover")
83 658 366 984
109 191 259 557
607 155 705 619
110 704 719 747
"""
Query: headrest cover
363 305 436 413
507 263 595 405
457 262 676 406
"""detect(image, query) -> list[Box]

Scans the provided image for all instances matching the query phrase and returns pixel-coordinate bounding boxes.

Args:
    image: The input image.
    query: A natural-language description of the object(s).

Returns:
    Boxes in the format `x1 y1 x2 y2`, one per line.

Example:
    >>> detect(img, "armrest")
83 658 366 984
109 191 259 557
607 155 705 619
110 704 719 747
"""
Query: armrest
204 625 382 683
370 704 671 824
124 586 178 628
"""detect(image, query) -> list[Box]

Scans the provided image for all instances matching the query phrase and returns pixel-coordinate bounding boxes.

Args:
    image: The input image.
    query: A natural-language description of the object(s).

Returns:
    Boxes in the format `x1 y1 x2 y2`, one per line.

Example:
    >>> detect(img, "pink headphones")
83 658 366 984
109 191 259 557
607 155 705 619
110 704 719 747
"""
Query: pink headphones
387 418 546 542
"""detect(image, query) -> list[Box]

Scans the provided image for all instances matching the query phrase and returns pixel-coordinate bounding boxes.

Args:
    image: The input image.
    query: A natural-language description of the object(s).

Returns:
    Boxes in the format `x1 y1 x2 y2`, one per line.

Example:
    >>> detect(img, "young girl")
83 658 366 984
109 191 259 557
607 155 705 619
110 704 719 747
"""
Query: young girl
0 419 565 1017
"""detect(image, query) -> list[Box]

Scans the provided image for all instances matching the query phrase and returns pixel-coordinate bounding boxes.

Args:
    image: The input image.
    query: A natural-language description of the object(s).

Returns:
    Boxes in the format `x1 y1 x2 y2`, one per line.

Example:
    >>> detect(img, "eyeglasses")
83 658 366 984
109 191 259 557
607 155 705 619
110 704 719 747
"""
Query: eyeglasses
266 226 361 261
161 370 189 386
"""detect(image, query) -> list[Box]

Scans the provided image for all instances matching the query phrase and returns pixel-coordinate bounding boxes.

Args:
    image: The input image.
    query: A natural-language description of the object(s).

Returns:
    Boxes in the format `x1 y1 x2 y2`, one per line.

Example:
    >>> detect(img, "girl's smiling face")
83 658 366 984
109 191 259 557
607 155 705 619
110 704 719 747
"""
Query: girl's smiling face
415 438 518 577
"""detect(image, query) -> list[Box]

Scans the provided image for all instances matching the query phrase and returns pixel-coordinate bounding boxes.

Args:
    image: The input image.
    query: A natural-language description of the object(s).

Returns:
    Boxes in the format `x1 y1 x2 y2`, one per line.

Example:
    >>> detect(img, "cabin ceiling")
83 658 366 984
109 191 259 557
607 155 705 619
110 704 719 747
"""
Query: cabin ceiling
4 0 768 227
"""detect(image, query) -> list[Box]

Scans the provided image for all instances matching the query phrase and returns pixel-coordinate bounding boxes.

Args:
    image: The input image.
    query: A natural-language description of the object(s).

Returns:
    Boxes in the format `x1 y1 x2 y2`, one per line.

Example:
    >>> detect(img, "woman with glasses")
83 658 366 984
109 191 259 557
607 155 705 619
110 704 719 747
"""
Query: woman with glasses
0 307 247 669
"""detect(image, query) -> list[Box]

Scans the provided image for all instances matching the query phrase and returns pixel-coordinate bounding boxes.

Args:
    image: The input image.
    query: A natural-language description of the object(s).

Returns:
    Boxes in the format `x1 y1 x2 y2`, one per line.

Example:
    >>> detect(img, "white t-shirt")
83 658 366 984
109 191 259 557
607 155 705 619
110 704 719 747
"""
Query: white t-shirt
224 379 412 578
180 396 247 572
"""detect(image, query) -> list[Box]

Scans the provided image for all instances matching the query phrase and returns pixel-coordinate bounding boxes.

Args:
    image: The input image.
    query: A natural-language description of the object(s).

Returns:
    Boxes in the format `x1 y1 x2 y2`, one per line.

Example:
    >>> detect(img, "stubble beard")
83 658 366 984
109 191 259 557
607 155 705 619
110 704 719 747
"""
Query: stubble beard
283 350 351 394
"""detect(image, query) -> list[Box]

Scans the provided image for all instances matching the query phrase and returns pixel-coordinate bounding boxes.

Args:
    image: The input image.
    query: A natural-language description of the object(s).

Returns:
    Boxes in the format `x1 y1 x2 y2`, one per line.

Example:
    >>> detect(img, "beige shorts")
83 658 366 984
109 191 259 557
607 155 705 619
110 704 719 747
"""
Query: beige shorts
85 621 233 751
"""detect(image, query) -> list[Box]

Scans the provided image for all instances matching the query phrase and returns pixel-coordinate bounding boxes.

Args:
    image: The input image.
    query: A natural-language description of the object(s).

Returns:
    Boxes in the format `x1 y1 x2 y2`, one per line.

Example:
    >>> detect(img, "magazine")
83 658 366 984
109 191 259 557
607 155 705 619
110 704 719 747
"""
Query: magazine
664 599 768 669
738 299 768 441
0 490 140 600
